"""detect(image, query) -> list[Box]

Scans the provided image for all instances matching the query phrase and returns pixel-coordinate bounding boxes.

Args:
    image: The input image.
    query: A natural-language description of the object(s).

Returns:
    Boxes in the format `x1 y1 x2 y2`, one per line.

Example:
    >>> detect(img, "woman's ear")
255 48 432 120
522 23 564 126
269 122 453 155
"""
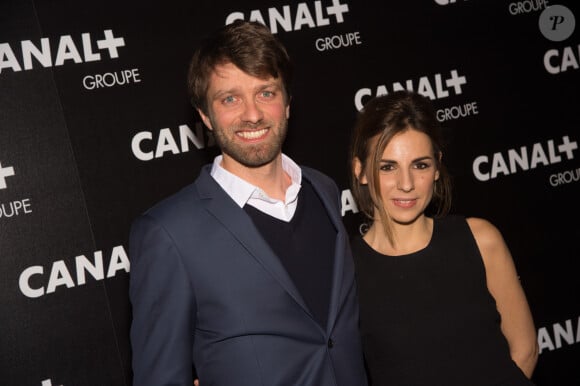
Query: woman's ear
353 157 368 185
435 151 442 181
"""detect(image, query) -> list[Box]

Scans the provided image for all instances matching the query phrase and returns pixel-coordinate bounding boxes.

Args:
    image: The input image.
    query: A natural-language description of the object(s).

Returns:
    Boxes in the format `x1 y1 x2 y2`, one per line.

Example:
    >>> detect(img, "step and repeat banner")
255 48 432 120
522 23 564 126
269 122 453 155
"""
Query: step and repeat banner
1 1 578 385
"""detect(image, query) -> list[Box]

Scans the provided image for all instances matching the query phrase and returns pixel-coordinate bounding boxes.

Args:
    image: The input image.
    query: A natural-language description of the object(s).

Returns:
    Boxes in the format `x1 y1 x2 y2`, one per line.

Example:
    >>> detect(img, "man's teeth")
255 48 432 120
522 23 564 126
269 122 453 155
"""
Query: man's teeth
238 129 268 139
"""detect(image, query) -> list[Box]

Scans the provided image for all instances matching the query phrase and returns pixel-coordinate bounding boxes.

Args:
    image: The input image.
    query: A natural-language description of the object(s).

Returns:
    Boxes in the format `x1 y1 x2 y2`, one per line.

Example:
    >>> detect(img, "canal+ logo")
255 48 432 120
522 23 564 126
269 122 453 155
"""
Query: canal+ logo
0 29 125 75
225 1 359 53
225 0 350 34
354 69 468 111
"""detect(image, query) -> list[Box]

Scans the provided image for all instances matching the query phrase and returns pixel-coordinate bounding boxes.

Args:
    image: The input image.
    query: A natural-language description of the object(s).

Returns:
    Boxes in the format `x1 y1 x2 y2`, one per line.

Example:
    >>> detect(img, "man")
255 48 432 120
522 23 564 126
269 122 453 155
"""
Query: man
129 20 367 386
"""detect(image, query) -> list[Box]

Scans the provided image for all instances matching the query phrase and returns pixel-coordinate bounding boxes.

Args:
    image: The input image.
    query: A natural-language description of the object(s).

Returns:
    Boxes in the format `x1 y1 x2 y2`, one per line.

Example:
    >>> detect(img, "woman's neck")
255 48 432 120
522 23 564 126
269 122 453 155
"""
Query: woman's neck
363 215 433 256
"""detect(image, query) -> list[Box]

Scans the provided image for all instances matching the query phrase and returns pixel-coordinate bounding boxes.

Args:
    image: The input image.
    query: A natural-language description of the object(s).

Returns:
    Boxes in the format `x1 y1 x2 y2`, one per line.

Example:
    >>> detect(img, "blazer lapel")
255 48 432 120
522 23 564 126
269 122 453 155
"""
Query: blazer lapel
194 166 312 315
302 170 347 334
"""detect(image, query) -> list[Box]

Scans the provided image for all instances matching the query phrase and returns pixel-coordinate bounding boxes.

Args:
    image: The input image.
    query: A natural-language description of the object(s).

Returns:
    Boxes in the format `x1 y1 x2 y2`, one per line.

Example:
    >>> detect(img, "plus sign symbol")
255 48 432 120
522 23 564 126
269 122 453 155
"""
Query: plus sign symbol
41 379 63 386
0 161 15 189
97 29 125 58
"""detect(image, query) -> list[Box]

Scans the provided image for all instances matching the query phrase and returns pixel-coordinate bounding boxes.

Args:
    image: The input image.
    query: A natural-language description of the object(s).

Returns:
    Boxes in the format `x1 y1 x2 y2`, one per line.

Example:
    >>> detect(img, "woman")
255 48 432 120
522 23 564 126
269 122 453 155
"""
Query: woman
349 90 538 386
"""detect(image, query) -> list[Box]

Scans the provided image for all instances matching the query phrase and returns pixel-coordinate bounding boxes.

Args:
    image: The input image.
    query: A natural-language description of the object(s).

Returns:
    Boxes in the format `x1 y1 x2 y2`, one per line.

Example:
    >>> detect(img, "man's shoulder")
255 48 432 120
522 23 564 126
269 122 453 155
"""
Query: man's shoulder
138 182 198 224
139 167 214 223
301 165 340 196
301 166 336 186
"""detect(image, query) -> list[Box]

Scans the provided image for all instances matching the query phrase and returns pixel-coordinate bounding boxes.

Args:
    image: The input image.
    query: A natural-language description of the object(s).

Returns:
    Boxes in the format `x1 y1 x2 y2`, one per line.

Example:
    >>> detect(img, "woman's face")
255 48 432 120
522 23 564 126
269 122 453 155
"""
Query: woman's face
362 128 440 225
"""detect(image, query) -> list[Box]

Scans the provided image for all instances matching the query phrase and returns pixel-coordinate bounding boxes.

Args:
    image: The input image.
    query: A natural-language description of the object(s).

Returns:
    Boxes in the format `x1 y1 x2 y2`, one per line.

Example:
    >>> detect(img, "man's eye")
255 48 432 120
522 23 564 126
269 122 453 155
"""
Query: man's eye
261 91 274 98
223 96 235 104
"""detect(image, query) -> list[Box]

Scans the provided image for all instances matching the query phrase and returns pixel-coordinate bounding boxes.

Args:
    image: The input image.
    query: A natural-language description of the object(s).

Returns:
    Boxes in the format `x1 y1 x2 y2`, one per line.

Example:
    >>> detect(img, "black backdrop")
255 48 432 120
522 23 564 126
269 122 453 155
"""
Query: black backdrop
1 1 579 385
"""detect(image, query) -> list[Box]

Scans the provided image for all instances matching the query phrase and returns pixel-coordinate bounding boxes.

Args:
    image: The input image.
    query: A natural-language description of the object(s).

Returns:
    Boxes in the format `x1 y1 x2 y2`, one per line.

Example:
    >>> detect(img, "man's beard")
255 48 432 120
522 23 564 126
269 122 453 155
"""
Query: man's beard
211 118 288 168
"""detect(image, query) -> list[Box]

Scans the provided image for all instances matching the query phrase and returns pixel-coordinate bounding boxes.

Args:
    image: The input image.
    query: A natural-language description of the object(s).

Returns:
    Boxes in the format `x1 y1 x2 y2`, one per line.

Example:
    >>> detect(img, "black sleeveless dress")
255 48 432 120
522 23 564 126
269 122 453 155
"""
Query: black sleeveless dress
351 215 534 386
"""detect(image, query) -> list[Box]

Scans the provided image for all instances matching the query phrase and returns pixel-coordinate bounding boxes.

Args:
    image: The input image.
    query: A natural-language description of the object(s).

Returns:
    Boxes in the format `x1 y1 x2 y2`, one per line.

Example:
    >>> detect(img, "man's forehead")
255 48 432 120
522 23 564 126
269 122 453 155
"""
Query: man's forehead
209 65 281 90
211 63 276 81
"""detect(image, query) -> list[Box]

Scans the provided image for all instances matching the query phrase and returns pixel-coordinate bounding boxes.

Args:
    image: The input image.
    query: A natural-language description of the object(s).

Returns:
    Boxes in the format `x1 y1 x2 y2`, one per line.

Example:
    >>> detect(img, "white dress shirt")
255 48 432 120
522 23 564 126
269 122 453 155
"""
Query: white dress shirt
210 154 302 222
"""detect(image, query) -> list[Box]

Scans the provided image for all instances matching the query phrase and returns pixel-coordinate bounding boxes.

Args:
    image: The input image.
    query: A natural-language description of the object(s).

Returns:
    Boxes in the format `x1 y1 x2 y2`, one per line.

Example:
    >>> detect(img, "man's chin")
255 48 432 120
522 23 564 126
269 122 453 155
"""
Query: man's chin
225 149 282 169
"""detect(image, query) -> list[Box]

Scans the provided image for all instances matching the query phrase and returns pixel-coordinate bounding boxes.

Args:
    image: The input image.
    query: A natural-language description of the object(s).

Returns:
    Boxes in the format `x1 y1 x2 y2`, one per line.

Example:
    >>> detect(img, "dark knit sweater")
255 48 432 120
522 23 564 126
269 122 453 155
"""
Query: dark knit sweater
244 179 336 328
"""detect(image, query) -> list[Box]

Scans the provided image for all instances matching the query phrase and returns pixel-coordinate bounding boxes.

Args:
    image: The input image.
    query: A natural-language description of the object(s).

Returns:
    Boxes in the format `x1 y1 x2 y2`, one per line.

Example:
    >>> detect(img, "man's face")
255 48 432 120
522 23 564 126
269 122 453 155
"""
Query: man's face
198 62 290 173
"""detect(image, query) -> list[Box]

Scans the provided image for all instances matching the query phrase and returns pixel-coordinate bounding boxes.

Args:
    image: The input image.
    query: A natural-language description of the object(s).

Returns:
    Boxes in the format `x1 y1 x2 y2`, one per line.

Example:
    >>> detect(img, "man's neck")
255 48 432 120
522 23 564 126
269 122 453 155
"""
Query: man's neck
221 154 291 201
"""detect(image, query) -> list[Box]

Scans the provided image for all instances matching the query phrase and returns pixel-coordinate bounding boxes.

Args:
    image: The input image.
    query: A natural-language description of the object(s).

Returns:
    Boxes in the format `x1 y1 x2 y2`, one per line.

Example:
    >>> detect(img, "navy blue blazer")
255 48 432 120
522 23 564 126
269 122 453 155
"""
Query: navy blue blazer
129 164 368 386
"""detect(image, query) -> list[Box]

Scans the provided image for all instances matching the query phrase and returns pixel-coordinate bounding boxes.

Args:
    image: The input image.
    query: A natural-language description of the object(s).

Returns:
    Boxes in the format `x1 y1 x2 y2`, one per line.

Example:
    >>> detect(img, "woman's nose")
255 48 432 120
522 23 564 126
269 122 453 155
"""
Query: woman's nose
396 169 414 192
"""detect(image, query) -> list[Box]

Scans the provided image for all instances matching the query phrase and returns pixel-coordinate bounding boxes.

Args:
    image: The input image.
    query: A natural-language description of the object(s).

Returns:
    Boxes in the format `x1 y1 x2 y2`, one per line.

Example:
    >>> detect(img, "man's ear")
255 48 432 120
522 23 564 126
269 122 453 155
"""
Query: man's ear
197 108 213 131
353 157 368 185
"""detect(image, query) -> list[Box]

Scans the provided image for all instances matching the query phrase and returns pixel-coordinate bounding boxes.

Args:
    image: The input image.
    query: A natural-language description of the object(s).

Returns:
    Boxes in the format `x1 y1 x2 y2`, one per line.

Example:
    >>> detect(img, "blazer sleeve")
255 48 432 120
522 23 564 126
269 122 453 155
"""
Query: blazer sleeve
129 213 196 386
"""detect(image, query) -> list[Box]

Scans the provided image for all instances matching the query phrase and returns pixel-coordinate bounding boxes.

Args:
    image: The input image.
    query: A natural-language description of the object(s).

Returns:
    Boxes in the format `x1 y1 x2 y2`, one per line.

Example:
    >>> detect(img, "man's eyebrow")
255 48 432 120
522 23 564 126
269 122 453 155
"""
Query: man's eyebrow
210 82 281 100
256 81 282 91
210 88 237 100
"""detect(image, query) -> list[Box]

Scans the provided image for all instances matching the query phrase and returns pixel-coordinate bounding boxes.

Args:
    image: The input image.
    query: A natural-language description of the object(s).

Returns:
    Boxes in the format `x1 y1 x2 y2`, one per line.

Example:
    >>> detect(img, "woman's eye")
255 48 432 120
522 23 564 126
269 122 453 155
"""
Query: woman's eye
415 162 430 169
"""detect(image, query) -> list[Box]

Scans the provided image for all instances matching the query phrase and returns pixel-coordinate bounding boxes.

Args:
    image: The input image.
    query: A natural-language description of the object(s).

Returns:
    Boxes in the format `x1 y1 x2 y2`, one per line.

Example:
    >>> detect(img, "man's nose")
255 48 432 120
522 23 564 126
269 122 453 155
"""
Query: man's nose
241 99 264 123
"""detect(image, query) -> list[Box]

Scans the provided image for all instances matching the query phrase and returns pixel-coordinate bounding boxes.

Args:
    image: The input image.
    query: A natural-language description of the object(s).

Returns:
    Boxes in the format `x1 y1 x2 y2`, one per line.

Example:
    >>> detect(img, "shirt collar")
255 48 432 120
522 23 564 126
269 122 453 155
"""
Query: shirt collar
210 154 302 208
